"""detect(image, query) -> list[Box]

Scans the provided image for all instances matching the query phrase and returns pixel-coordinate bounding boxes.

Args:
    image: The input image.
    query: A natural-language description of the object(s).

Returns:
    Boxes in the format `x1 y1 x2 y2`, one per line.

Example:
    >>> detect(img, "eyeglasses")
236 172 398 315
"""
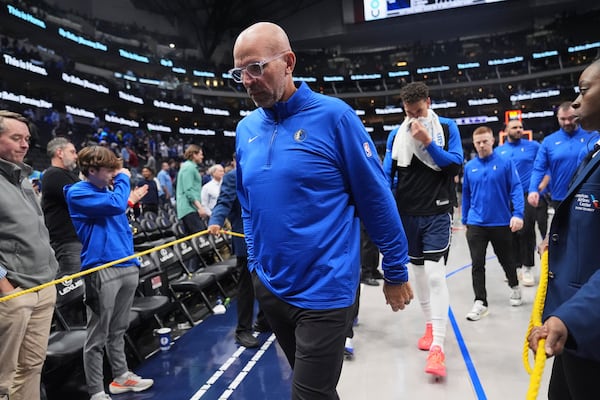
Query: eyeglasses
228 52 289 83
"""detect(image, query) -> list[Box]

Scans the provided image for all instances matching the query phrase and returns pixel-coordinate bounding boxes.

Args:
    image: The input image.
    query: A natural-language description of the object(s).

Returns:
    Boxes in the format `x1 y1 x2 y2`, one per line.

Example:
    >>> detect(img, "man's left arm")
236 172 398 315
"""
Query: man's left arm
425 119 463 173
336 109 409 284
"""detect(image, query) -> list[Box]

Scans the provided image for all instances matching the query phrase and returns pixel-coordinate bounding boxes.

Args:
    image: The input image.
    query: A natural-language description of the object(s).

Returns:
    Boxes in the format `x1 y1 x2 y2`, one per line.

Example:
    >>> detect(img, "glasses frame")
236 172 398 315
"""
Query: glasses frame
228 51 289 83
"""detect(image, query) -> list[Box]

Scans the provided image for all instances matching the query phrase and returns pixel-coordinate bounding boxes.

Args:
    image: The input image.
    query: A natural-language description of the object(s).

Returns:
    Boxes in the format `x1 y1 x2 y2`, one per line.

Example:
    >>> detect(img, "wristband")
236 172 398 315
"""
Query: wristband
127 200 134 208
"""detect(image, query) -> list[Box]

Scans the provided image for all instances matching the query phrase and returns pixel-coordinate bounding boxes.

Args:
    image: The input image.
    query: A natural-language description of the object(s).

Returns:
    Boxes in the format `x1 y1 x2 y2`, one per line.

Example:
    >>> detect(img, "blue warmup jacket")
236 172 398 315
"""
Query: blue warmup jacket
528 127 595 201
236 82 409 310
462 152 524 226
65 173 139 270
496 138 540 194
544 153 600 362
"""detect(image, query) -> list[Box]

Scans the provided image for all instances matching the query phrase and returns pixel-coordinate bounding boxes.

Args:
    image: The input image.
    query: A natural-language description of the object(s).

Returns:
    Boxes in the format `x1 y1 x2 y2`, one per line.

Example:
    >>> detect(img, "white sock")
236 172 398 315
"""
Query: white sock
410 263 432 322
90 392 107 400
425 259 449 351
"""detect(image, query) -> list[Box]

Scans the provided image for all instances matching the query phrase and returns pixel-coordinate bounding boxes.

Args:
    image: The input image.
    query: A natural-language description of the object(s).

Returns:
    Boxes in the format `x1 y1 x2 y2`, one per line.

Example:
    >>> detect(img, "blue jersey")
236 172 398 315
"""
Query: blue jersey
496 138 540 193
462 152 524 226
236 82 409 309
529 127 595 201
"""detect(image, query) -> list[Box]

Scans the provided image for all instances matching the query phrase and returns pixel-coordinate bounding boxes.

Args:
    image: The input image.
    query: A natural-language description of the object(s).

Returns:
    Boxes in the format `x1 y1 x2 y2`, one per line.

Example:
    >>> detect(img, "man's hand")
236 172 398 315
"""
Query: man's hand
0 277 15 295
383 281 414 312
129 184 149 205
409 119 432 146
528 192 540 207
117 167 131 178
537 237 549 256
509 216 523 232
207 224 221 236
527 316 568 358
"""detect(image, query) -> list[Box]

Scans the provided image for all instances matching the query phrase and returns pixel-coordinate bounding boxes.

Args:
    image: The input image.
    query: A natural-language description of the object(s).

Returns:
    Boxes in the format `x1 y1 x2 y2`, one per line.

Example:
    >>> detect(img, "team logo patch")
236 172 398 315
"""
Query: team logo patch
294 129 306 142
363 142 373 157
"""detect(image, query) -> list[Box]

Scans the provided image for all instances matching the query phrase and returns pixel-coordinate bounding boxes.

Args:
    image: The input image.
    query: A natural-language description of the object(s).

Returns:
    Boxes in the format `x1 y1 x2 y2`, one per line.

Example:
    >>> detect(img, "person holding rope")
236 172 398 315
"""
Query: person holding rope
65 145 152 400
0 110 58 400
528 59 600 399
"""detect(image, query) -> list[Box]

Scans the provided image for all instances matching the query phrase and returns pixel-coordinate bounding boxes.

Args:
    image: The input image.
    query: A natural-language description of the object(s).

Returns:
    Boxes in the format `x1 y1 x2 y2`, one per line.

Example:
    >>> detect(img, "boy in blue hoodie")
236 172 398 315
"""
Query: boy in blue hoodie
65 145 152 400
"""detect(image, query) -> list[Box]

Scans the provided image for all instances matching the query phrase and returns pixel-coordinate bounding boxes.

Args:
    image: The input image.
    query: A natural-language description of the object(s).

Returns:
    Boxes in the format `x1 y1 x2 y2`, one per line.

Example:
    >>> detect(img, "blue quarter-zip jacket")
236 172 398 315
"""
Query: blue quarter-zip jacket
462 152 524 226
496 138 540 193
236 82 409 309
528 127 595 200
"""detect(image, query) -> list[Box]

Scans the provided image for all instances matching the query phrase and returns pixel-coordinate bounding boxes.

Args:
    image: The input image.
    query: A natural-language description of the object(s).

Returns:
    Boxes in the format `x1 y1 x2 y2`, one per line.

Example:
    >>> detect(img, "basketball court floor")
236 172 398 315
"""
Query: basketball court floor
95 226 551 400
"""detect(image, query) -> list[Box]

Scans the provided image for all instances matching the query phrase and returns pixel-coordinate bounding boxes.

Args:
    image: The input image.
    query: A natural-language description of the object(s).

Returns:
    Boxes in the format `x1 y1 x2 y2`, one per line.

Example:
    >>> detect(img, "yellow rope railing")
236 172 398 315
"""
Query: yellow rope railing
0 229 243 304
524 250 549 399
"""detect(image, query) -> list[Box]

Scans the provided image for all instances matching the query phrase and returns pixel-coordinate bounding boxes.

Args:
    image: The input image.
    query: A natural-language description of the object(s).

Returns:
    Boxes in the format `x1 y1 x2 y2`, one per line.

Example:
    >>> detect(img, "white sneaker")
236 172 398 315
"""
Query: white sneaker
466 300 489 321
522 267 535 287
510 286 523 306
109 372 154 394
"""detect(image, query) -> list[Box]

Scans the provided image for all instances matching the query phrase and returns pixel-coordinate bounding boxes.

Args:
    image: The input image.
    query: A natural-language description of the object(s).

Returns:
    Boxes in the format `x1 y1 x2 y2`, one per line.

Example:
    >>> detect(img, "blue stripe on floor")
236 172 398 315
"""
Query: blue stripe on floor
446 256 496 400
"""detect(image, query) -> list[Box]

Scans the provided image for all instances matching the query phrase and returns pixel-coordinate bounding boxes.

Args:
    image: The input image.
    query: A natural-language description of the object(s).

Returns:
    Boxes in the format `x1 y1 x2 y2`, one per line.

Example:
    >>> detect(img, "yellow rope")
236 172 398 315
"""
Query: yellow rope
0 229 243 304
524 250 549 399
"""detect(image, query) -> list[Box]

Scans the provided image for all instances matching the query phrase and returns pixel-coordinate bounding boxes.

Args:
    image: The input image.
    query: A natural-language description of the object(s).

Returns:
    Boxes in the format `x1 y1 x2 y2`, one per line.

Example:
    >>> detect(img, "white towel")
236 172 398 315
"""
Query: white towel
391 109 445 171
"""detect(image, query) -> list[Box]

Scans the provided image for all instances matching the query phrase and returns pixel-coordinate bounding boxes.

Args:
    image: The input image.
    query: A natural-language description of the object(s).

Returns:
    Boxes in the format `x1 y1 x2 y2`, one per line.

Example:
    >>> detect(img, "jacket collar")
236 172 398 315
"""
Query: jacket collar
0 158 31 185
262 82 310 122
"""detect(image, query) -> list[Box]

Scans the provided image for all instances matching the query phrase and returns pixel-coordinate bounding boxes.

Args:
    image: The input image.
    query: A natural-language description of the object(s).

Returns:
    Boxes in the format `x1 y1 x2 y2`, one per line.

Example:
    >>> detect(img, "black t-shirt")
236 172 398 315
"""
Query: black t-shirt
41 166 80 244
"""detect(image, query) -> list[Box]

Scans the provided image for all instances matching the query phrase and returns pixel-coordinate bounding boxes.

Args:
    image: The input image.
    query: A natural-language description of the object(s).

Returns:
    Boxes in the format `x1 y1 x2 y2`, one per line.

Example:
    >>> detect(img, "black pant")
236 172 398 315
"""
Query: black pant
512 195 536 267
360 223 379 279
235 256 254 333
253 273 354 400
549 351 600 399
466 225 518 306
535 195 549 238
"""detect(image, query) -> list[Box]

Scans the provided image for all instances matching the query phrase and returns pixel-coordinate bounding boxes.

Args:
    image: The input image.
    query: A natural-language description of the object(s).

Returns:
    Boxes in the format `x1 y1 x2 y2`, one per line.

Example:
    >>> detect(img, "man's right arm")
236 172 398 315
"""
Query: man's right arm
528 143 549 206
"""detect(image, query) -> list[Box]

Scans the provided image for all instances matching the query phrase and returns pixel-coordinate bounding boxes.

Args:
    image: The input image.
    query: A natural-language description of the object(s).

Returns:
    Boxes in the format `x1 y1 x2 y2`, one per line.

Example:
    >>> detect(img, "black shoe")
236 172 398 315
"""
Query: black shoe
360 277 379 286
372 270 384 280
252 321 272 333
235 331 259 348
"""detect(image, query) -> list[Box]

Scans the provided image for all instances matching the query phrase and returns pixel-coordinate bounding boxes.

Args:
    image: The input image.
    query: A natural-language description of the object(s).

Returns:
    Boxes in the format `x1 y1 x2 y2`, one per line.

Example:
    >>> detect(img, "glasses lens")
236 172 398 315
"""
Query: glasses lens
246 63 263 78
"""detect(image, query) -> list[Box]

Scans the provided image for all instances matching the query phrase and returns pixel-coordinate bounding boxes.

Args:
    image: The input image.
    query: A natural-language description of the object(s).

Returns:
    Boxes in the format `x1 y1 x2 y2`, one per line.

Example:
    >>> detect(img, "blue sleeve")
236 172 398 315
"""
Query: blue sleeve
67 174 130 217
209 171 236 228
425 119 463 172
336 109 409 283
509 161 524 219
551 269 600 360
461 164 471 226
382 128 398 189
529 140 549 194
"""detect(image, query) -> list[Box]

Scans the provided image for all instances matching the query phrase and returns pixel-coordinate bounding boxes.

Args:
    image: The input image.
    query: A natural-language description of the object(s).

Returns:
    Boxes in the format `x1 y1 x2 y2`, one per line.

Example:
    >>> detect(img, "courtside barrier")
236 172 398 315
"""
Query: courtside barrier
0 229 244 304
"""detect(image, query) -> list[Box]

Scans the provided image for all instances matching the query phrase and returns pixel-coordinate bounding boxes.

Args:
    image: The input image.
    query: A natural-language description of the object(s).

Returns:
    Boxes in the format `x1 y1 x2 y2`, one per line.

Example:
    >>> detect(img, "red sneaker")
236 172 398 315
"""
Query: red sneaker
425 345 446 377
417 323 433 351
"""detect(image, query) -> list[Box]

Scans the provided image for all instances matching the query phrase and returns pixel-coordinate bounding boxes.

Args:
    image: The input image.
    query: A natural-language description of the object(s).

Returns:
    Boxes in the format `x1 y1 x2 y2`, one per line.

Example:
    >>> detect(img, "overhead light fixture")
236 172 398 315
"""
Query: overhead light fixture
169 43 175 49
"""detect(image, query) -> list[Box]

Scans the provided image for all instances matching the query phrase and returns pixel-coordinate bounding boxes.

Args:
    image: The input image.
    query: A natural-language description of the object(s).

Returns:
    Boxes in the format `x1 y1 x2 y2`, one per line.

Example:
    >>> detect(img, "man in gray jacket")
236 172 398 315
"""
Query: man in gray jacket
0 110 58 400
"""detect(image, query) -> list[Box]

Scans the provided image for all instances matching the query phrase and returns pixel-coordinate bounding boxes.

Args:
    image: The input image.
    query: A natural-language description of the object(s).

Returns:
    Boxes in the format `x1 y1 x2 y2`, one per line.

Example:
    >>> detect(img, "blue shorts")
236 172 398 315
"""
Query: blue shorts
400 213 452 265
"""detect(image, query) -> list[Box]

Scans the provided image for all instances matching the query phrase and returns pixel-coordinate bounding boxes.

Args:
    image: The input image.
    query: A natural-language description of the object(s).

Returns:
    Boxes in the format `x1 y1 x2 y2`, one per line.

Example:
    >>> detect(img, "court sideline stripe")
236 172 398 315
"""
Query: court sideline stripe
446 256 497 400
188 333 276 400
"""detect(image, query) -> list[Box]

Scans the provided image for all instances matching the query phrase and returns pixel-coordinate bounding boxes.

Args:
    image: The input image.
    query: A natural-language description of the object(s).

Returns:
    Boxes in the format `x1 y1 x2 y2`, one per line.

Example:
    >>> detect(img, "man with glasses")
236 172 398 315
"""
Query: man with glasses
231 22 413 399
